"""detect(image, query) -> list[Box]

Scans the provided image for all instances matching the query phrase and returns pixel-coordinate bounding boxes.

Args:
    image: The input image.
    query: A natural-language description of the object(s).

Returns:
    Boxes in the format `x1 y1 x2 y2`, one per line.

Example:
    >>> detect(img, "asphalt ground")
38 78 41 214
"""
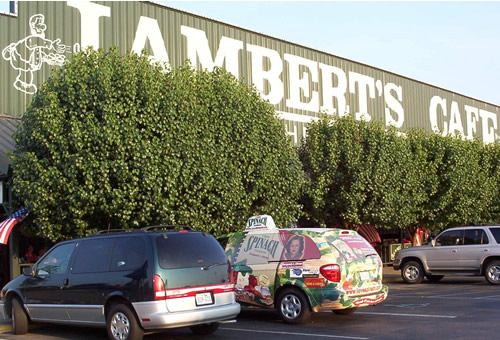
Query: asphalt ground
0 267 496 339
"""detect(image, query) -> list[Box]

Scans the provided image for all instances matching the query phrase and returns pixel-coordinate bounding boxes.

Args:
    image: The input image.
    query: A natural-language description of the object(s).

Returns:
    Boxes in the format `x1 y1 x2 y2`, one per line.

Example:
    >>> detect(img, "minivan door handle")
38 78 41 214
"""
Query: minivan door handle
451 249 458 253
61 278 69 289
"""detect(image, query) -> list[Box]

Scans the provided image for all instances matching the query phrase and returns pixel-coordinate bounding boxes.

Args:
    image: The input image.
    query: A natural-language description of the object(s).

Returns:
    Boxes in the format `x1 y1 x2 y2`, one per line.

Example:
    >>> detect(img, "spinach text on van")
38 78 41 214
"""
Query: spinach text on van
223 215 388 324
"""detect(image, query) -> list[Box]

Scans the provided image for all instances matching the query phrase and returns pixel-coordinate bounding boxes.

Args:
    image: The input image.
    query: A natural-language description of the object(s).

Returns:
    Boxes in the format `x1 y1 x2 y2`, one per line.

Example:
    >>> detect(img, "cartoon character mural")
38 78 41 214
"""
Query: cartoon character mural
2 14 72 94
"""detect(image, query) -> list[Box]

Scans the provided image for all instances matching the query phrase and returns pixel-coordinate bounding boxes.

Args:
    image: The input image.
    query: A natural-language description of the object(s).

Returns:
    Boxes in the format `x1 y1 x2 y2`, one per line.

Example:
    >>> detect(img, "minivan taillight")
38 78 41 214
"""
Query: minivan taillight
154 274 166 300
320 264 341 282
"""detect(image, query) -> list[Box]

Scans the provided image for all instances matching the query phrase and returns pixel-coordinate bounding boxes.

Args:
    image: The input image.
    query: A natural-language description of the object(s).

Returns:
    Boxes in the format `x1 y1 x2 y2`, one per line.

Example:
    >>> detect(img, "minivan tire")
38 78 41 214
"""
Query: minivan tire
401 260 424 284
11 297 28 335
277 288 311 324
107 304 144 340
485 260 500 285
190 322 219 335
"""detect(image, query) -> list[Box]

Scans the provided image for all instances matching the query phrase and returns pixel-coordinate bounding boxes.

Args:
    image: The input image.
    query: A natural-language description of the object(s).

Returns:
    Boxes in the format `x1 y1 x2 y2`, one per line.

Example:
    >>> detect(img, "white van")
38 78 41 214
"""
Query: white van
222 215 388 324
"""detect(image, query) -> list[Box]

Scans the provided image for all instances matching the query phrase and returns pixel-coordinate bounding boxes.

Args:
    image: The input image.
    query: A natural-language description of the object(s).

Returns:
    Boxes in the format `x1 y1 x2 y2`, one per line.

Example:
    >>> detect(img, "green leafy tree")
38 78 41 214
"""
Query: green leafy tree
299 115 426 229
11 48 303 241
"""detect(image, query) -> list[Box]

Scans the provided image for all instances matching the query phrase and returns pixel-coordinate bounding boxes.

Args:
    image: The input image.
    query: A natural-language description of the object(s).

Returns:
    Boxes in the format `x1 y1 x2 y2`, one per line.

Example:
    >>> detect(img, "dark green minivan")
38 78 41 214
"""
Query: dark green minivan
1 227 240 340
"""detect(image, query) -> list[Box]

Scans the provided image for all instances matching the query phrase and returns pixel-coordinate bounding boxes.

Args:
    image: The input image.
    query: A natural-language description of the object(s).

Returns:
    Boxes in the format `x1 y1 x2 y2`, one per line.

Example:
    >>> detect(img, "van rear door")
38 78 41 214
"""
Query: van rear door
154 232 234 312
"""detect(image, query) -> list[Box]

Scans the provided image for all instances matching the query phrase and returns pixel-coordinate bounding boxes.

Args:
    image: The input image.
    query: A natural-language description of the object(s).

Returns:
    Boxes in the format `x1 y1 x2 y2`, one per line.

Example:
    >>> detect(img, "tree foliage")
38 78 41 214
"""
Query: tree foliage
300 115 500 231
11 48 303 241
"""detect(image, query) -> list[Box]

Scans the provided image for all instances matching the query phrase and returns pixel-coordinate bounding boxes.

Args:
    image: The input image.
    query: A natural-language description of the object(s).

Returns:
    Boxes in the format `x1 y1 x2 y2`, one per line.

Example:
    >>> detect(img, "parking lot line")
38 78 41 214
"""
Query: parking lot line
219 327 370 339
357 311 456 318
473 294 500 299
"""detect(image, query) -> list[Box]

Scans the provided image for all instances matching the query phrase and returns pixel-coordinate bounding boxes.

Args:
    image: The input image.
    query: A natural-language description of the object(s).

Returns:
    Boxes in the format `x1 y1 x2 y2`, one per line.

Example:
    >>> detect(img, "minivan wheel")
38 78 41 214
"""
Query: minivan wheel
11 297 28 335
277 288 311 324
485 261 500 285
190 322 219 335
106 304 144 340
333 307 358 315
402 261 424 284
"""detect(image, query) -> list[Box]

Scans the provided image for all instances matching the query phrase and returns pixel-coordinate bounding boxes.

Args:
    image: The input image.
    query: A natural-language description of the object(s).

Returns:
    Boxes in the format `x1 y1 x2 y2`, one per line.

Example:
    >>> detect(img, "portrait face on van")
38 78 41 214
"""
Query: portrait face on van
283 235 304 260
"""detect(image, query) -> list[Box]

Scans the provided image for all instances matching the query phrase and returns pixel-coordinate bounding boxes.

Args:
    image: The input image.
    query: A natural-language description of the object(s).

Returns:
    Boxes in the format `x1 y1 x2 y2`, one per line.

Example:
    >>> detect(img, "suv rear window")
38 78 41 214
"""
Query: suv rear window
156 232 227 269
489 228 500 243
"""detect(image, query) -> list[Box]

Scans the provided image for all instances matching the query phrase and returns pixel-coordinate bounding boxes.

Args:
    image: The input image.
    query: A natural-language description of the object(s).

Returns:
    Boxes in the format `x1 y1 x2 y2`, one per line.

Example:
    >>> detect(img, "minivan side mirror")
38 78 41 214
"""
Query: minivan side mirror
22 265 33 276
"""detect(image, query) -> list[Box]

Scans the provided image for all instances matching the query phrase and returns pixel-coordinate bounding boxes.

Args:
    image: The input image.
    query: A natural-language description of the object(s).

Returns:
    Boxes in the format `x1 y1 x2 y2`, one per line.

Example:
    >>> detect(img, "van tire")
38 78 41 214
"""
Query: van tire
333 307 358 315
277 288 311 324
11 297 28 335
107 304 144 340
190 322 219 335
401 260 424 284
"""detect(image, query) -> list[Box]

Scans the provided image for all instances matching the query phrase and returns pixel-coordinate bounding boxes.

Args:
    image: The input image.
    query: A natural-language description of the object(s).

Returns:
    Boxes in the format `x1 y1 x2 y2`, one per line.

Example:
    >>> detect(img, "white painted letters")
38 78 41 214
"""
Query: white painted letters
349 72 375 121
132 17 169 63
284 54 319 112
181 26 243 77
384 83 404 128
67 0 110 49
319 63 347 116
247 44 284 105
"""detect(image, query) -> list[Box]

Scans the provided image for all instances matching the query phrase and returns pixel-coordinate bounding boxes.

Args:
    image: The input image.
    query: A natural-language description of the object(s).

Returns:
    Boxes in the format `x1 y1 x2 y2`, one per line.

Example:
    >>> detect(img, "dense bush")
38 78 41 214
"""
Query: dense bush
11 48 303 241
300 115 500 231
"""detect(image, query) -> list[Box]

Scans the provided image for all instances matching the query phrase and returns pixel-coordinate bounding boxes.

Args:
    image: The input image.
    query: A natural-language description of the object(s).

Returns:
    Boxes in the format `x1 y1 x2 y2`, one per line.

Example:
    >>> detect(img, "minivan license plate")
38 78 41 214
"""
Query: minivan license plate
359 271 370 281
195 292 213 306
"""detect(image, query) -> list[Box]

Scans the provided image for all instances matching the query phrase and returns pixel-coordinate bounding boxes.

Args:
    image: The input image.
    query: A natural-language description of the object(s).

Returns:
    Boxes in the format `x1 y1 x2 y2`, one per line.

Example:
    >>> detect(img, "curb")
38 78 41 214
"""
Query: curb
0 322 10 333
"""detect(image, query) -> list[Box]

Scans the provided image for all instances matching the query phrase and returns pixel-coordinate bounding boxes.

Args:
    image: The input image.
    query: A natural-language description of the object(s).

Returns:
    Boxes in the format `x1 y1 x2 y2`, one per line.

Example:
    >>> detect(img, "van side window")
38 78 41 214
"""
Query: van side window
234 232 282 265
110 237 146 271
279 232 321 261
436 230 464 246
72 238 114 274
37 243 75 275
489 228 500 243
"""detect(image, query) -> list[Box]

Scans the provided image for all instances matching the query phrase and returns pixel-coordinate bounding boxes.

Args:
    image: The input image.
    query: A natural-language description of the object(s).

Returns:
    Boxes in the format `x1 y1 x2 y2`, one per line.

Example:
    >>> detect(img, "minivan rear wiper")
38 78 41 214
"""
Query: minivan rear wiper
201 262 227 271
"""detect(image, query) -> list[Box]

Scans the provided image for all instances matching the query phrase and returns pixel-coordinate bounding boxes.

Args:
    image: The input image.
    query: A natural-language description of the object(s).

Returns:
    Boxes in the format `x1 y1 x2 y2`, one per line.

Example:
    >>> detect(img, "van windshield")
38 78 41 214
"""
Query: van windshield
156 232 227 269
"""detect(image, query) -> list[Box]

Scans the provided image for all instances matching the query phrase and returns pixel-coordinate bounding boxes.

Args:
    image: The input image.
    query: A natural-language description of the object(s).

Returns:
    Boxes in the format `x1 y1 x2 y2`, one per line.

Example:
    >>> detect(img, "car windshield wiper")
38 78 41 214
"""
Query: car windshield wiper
201 262 227 271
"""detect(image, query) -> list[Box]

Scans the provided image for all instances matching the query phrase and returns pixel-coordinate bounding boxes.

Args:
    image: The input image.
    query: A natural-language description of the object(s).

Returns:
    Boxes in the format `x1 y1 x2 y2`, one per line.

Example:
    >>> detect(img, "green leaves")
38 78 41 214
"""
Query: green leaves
11 48 303 241
300 115 500 231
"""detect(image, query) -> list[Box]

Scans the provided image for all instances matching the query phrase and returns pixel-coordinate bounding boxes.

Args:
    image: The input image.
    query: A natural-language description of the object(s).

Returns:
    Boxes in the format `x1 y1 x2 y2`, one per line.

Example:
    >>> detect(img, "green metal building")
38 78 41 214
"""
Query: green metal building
0 1 499 279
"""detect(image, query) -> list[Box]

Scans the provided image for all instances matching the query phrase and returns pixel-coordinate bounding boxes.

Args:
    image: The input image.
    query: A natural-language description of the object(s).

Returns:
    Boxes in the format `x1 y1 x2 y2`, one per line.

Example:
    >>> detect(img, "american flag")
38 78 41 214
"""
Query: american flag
0 208 30 245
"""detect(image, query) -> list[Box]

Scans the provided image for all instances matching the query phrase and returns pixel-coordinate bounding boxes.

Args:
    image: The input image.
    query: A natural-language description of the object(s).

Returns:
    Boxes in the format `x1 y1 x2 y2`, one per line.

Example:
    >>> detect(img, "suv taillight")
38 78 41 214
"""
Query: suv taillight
154 274 166 300
320 264 341 282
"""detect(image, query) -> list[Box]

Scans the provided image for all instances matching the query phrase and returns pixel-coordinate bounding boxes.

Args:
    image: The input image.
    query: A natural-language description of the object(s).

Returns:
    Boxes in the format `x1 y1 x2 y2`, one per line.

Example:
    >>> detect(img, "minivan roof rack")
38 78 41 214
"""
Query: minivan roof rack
140 225 194 232
91 229 131 235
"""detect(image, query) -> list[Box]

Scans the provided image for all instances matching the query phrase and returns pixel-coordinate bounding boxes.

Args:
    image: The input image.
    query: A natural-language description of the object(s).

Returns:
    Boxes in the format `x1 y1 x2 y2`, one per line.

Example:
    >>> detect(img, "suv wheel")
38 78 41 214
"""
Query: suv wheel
402 261 424 284
107 304 144 340
485 261 500 285
190 322 219 335
11 297 29 335
277 288 311 324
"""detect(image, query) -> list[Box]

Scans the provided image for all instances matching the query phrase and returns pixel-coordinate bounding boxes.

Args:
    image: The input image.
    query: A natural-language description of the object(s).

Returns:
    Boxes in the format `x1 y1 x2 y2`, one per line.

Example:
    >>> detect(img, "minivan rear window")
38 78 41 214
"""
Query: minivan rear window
156 232 227 269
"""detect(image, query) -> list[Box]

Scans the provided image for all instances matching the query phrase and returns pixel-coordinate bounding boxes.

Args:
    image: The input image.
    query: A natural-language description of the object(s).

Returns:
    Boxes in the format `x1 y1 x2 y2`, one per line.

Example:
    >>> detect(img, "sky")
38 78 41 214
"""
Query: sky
1 1 498 105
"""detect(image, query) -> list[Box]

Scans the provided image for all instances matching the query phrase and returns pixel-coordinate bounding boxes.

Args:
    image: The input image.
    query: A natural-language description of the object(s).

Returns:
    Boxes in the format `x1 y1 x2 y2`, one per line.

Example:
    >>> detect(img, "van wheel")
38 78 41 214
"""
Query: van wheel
190 322 219 335
425 274 444 282
333 307 358 315
277 288 311 324
11 297 28 335
107 304 144 340
485 261 500 284
401 261 424 284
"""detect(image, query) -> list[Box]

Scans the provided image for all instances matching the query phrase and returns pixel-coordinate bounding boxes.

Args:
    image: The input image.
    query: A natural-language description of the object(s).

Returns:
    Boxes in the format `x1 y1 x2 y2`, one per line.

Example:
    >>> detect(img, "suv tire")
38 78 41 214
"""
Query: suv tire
402 260 424 284
190 322 219 335
11 297 28 335
277 288 311 324
485 260 500 285
107 304 144 340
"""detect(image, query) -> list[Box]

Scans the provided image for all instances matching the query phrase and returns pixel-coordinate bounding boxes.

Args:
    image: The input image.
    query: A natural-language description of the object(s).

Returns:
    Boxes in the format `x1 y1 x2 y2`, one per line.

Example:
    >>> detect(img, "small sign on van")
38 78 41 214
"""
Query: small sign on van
246 215 276 230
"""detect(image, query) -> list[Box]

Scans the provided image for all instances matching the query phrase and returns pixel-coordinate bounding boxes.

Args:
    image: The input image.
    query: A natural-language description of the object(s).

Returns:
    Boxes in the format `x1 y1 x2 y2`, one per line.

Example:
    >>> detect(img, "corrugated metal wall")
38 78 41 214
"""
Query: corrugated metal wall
0 1 498 144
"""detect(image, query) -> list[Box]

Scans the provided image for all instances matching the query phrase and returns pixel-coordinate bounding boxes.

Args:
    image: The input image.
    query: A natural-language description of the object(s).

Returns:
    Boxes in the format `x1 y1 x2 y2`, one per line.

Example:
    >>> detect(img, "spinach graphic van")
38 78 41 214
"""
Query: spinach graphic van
223 215 388 324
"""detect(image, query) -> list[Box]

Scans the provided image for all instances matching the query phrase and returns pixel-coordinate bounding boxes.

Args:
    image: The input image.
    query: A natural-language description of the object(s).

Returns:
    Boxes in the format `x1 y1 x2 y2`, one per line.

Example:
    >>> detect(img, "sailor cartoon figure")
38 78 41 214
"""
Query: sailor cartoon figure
2 14 68 94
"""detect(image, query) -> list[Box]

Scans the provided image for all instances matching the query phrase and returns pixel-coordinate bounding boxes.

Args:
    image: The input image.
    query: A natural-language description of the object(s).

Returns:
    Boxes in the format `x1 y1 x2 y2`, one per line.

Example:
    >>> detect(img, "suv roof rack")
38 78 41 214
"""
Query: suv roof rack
140 225 194 232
